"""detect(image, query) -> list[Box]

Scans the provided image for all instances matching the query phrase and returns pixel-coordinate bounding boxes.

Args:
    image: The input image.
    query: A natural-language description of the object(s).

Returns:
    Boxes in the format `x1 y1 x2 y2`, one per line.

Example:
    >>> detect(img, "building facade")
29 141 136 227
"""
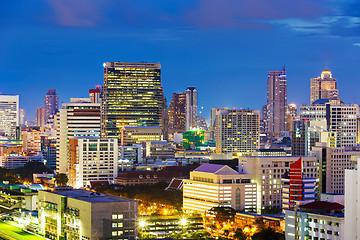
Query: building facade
168 93 186 134
44 89 59 124
185 86 197 131
121 126 163 146
101 62 165 139
36 107 46 127
215 109 260 154
0 95 19 140
267 68 287 137
310 69 339 104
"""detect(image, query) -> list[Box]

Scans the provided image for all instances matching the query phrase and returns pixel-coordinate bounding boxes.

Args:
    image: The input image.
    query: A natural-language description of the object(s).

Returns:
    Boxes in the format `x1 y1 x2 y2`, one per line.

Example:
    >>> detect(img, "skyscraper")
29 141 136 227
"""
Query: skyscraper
44 89 59 124
267 68 287 137
101 62 165 139
310 69 339 104
36 107 46 127
168 93 186 134
19 108 25 126
0 95 19 139
185 86 197 131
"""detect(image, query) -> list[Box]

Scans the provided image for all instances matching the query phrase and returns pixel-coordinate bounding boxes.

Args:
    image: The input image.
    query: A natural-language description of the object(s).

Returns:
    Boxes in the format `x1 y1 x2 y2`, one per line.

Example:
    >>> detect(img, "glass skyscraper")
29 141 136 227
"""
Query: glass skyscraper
101 62 165 139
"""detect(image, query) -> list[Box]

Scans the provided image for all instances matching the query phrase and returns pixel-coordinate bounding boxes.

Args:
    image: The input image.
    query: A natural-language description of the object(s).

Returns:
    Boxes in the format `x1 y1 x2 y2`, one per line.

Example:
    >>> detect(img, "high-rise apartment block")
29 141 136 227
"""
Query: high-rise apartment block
102 62 165 139
185 86 197 131
239 156 318 213
310 69 339 104
267 68 287 137
68 137 118 188
55 98 101 173
168 93 186 134
183 164 257 214
0 95 19 140
38 188 138 240
300 99 358 147
44 89 59 124
215 109 260 154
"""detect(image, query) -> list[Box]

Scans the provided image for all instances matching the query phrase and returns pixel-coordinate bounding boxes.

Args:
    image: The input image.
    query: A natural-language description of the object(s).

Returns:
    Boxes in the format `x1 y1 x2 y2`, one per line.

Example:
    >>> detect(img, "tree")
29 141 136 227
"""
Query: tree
208 207 236 224
54 173 68 186
234 228 247 240
252 228 284 240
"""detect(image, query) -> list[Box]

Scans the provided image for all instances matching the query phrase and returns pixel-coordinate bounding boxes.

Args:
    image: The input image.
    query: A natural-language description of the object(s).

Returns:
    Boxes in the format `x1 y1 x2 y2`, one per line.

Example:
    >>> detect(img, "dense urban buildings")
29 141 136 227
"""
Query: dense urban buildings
0 95 19 140
310 69 339 104
168 93 186 134
215 109 260 154
101 62 165 139
266 68 287 138
44 89 59 124
55 98 101 173
185 86 197 131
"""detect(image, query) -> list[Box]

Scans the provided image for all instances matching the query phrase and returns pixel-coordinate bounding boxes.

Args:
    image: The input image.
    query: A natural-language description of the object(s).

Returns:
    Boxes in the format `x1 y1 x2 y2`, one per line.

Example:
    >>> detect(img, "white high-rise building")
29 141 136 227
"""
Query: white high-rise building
0 95 19 140
215 109 260 154
55 98 101 174
68 137 118 188
185 86 197 131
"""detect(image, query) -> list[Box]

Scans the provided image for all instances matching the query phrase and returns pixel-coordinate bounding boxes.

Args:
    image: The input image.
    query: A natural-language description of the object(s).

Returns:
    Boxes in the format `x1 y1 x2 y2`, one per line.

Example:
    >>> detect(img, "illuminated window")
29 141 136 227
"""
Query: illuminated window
112 215 117 219
118 214 123 219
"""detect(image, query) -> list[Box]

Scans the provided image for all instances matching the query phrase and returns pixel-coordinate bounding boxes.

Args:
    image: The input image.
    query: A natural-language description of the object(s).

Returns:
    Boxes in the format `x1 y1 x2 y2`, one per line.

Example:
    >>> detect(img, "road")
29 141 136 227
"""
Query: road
0 221 45 240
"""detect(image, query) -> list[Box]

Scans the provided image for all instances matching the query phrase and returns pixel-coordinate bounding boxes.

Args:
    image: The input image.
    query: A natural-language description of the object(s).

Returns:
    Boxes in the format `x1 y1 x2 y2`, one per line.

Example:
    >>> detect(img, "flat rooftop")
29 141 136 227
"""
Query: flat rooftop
43 189 136 203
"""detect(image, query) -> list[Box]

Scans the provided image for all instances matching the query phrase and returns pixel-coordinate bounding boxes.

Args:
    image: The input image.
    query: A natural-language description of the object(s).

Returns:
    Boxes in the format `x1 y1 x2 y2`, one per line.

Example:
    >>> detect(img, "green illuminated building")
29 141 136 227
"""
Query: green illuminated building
182 130 205 150
102 62 165 139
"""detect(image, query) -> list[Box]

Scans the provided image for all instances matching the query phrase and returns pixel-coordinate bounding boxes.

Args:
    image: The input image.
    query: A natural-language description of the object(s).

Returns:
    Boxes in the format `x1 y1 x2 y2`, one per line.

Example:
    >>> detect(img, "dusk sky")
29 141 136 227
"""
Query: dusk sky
1 0 360 120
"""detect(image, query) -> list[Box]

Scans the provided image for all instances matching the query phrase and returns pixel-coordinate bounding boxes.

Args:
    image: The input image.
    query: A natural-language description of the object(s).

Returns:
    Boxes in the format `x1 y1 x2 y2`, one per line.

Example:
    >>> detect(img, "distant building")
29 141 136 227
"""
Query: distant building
183 164 257 214
101 62 165 139
121 126 163 146
38 188 138 240
215 109 260 154
267 68 287 137
185 86 197 131
119 144 142 164
168 93 186 134
310 69 339 104
285 104 297 132
89 87 101 104
68 138 118 188
19 108 25 126
22 129 45 152
36 107 46 127
0 153 43 169
145 141 175 160
0 95 19 139
44 89 59 124
41 136 57 169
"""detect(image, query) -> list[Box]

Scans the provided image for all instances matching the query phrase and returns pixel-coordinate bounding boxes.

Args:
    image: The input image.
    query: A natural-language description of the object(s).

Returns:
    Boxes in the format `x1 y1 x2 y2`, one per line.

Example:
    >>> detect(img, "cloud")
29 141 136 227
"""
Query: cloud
353 43 360 47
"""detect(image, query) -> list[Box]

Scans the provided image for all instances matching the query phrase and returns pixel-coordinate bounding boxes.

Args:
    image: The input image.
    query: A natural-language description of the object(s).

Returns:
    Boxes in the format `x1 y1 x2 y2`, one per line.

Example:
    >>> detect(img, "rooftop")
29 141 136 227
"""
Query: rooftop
300 201 344 211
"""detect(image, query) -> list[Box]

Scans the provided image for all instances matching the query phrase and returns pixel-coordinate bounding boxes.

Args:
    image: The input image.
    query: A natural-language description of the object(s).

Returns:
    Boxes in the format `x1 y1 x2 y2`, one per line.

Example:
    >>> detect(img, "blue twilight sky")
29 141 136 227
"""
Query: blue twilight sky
1 0 360 120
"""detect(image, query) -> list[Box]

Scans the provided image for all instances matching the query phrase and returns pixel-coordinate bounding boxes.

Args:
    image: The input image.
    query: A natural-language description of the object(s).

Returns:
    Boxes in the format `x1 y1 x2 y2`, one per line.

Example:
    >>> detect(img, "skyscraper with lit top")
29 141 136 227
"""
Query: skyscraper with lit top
101 62 165 139
310 69 339 104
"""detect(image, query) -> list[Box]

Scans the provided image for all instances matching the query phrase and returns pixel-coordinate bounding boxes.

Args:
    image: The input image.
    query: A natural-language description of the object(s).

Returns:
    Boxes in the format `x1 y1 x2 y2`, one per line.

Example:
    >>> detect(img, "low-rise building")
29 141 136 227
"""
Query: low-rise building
38 188 138 240
0 153 43 169
145 141 175 160
119 144 142 164
121 126 163 146
183 164 257 214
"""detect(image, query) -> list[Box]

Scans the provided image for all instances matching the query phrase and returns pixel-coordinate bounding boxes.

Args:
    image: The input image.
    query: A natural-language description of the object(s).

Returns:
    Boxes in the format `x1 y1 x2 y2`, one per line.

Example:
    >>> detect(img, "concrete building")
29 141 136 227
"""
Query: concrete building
101 62 165 139
267 68 287 137
38 188 138 240
215 109 260 154
22 129 46 152
281 157 318 212
238 156 318 213
68 138 118 188
285 201 344 240
185 86 197 131
41 136 57 169
145 141 175 160
55 98 101 174
0 153 43 169
119 144 142 164
36 107 46 127
168 93 186 134
310 145 360 194
310 69 339 104
121 126 163 146
285 104 297 132
0 95 19 139
89 87 101 104
44 89 59 124
299 99 359 147
183 164 257 214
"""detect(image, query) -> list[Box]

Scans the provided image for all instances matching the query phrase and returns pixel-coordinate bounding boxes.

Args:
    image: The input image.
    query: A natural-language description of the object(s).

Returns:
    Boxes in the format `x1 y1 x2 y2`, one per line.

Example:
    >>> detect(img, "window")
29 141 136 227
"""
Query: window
118 214 123 219
118 223 123 227
112 223 117 228
112 215 117 220
112 231 117 236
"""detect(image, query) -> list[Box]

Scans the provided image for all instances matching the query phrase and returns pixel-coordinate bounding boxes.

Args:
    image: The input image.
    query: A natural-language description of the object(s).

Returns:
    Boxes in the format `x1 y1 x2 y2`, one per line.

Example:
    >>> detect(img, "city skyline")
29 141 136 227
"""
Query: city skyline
1 0 360 121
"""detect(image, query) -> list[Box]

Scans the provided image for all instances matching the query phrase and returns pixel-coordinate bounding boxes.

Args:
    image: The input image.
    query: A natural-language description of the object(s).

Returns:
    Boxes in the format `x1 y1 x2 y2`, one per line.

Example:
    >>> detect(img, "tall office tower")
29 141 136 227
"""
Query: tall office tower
300 99 358 147
55 98 101 174
102 62 165 139
291 120 336 156
0 95 19 140
239 156 317 213
89 87 101 104
215 109 260 154
285 104 297 131
36 107 46 127
267 68 287 137
281 157 318 212
185 86 197 131
44 89 59 124
19 108 25 126
68 137 118 188
168 93 186 134
310 69 339 104
310 145 360 194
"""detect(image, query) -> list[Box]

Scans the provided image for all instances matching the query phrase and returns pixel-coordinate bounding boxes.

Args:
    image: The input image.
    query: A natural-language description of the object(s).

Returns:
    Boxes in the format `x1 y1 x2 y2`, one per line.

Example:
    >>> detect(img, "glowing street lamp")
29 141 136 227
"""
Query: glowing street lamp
139 219 147 228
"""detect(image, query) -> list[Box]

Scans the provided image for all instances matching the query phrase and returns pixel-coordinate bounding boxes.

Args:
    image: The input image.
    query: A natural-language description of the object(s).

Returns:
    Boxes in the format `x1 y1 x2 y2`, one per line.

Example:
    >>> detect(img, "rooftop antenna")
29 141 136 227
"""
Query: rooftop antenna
283 64 286 71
